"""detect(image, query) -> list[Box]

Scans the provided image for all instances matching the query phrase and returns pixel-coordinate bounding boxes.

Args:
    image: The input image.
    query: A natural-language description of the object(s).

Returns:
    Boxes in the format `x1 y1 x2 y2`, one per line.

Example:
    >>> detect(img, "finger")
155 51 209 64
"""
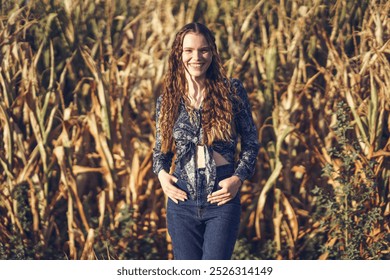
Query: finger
208 188 228 197
166 186 185 196
165 183 187 196
168 192 187 202
207 192 230 202
207 193 228 203
170 197 179 204
172 194 187 202
217 198 232 206
208 193 231 204
171 180 187 195
172 188 188 200
166 185 187 201
172 177 179 184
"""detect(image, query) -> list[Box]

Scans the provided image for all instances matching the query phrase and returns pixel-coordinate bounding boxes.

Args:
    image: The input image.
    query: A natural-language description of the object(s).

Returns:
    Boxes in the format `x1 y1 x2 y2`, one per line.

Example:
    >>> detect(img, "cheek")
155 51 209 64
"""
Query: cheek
181 53 188 63
205 56 213 67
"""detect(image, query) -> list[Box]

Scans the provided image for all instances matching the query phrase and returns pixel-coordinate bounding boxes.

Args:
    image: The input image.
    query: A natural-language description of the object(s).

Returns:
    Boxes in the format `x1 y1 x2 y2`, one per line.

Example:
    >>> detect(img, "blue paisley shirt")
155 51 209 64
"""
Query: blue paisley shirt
153 79 260 198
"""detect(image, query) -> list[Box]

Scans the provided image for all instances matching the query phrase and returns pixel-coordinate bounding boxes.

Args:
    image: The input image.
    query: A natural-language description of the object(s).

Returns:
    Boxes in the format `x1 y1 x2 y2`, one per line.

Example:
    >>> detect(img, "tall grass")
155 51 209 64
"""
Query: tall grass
0 0 389 259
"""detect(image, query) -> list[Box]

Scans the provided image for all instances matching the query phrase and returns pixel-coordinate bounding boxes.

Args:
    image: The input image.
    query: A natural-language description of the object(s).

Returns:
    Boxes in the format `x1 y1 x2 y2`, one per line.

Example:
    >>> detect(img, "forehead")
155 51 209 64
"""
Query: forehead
182 32 209 48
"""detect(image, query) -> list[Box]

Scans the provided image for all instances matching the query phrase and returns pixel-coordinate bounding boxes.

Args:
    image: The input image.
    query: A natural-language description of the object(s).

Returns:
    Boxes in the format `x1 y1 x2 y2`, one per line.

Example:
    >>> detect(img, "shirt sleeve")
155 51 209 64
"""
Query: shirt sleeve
232 79 260 182
152 96 174 175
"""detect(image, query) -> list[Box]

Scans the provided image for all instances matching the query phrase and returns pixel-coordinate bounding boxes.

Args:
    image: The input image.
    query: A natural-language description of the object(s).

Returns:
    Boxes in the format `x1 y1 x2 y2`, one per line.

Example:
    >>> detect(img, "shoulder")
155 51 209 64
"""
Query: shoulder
228 78 247 99
230 78 244 89
224 78 244 91
228 78 249 110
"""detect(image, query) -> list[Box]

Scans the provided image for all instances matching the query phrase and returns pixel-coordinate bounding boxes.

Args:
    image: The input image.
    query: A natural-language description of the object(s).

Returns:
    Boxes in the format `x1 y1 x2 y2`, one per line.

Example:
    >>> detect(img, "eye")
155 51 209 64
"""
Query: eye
183 49 192 54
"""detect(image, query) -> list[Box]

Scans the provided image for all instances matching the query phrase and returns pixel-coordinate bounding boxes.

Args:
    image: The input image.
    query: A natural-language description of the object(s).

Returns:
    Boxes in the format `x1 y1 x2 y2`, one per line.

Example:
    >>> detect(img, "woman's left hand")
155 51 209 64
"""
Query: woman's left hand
207 175 242 206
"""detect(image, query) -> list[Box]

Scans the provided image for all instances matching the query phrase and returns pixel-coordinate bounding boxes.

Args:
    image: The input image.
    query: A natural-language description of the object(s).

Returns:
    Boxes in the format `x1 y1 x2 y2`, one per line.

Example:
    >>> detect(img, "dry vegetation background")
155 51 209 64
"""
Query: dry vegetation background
0 0 389 260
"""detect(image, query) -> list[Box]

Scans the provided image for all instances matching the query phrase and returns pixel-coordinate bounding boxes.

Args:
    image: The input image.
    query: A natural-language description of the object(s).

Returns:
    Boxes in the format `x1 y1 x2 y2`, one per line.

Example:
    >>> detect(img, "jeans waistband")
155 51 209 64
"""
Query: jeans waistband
215 163 235 178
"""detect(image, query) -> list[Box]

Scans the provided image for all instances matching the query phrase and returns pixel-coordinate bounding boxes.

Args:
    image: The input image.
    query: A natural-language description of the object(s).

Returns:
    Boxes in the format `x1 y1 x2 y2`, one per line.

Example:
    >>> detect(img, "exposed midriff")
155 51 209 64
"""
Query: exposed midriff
196 145 229 168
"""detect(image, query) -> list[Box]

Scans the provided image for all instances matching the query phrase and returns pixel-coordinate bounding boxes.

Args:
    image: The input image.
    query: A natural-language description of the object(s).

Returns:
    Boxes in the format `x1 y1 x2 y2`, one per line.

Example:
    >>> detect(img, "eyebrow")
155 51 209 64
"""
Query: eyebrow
183 46 210 50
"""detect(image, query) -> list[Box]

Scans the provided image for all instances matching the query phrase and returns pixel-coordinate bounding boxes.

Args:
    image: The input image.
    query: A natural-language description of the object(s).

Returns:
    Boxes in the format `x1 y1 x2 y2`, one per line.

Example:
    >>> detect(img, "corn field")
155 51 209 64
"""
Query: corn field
0 0 389 260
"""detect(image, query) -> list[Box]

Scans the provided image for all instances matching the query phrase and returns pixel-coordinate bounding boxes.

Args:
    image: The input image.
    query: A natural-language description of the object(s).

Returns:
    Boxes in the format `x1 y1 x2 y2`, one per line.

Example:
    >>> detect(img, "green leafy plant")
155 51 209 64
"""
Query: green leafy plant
314 101 388 259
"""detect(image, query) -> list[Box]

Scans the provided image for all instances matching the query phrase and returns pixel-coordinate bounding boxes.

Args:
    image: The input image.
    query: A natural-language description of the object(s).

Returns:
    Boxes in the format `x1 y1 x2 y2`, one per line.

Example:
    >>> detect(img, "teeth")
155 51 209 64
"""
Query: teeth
191 64 203 68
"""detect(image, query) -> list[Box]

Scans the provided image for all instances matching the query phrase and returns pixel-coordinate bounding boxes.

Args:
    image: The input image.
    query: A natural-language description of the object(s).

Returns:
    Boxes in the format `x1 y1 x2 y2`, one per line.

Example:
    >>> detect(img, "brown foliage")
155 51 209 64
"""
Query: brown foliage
0 0 389 259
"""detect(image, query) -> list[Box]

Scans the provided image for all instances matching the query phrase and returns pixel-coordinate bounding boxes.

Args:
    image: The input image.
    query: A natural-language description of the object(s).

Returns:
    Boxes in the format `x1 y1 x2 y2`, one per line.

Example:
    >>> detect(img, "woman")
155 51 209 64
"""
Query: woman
153 22 259 260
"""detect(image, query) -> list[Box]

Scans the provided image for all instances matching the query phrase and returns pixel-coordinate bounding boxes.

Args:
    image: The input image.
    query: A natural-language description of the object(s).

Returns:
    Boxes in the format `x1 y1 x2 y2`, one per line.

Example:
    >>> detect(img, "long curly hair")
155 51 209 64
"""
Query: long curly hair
159 22 234 153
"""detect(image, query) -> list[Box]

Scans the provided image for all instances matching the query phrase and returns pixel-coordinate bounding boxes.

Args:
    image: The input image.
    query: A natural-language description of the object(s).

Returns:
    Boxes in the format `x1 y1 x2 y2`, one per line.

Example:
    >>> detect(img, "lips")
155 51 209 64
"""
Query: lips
189 63 204 69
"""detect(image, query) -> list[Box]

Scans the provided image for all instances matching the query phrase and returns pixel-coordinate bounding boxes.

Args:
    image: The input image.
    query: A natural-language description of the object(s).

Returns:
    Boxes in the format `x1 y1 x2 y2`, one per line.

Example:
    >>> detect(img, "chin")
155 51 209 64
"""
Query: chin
189 72 206 78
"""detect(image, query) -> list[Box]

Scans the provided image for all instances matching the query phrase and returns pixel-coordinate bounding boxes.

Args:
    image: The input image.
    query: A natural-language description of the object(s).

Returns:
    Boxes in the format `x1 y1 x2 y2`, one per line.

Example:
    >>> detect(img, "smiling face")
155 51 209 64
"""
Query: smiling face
182 32 213 82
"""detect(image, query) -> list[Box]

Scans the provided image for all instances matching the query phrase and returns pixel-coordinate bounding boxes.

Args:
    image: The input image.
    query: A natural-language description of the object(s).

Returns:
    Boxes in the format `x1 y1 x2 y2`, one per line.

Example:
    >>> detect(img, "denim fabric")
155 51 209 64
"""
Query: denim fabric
167 164 241 260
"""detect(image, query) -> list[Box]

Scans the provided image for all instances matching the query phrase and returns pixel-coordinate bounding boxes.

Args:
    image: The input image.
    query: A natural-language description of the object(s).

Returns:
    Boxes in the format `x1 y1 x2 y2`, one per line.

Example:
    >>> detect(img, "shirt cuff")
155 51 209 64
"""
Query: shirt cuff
233 170 246 183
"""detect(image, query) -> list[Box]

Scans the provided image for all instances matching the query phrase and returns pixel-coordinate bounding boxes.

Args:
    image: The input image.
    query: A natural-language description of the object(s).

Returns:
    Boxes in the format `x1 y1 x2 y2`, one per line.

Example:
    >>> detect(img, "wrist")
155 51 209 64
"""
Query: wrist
232 175 243 186
158 169 168 180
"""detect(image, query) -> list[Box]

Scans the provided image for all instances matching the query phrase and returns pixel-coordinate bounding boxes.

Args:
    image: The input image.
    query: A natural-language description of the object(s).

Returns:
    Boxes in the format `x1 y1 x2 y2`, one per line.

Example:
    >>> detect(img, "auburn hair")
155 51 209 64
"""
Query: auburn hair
159 22 234 153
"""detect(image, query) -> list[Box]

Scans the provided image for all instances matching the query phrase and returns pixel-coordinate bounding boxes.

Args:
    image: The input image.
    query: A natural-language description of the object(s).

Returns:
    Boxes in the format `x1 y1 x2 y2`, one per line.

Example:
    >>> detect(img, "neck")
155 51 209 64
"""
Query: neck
185 74 205 109
185 72 205 93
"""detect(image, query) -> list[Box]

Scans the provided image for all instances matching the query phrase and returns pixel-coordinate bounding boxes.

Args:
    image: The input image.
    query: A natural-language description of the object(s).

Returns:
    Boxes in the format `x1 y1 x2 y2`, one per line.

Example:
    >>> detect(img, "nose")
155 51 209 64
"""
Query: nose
193 50 202 60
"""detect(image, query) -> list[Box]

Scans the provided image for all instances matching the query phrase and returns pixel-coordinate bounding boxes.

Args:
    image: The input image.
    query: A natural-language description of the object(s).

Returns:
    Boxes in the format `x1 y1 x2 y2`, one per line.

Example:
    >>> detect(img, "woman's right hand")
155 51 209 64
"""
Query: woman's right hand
158 170 188 203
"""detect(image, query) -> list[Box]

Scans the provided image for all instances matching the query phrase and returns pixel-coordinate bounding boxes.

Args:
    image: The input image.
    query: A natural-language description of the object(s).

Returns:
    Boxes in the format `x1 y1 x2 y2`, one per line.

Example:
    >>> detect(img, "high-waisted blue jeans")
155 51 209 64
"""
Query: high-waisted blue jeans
167 164 241 260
